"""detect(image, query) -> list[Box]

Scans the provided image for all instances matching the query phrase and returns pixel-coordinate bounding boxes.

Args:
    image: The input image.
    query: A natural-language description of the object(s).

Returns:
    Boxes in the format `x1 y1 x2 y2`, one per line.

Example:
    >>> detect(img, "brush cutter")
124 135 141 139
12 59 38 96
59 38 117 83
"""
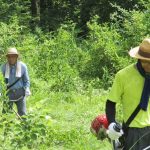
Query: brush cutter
90 114 123 150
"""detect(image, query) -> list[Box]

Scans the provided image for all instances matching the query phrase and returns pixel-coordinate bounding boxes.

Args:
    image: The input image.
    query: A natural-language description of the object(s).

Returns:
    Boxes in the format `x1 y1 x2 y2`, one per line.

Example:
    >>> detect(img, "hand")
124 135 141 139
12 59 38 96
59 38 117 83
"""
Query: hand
0 93 1 96
25 87 31 97
106 122 123 140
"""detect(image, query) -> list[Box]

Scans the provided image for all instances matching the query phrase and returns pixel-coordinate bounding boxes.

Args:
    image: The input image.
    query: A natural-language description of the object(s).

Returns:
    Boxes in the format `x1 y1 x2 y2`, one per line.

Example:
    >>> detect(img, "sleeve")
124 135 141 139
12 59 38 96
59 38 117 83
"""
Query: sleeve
0 64 5 93
107 72 123 103
105 99 116 124
1 64 5 76
22 64 30 88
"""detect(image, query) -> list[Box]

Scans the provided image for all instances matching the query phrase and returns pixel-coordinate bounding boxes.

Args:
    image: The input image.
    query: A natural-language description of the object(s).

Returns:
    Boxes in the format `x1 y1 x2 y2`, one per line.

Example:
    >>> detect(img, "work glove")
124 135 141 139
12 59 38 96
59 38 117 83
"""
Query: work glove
0 93 1 96
106 122 123 140
25 87 31 97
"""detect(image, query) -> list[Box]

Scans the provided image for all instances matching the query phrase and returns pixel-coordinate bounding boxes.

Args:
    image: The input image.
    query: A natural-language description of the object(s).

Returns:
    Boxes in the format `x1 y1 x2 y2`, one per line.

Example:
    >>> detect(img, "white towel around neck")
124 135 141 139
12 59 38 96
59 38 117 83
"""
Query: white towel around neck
5 61 22 79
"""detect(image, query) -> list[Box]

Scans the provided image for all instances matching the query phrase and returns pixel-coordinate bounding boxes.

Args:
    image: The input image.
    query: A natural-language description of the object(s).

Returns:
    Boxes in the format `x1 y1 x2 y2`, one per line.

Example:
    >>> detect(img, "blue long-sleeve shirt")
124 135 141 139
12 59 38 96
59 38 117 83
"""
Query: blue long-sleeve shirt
1 61 30 90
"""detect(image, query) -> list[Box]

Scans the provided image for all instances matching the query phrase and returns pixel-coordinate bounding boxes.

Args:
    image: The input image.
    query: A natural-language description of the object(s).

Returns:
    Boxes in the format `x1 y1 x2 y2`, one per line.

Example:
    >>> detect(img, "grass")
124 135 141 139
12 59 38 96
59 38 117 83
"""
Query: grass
26 89 112 150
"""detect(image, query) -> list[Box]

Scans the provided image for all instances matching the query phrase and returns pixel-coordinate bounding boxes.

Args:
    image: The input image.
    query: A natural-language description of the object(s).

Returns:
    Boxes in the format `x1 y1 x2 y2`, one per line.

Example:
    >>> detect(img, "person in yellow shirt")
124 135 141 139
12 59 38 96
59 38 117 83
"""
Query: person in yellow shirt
105 38 150 150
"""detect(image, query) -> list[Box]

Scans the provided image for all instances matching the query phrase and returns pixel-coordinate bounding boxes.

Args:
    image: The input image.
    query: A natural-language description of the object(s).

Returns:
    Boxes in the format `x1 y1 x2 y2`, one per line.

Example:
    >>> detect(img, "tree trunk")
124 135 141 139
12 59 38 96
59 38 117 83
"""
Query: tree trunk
31 0 39 29
31 0 38 16
40 0 47 28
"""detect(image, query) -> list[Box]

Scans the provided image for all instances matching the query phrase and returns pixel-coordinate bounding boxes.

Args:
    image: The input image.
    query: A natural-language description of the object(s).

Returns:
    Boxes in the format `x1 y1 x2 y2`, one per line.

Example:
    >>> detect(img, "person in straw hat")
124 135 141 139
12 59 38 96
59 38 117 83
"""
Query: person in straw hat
1 47 31 116
105 38 150 150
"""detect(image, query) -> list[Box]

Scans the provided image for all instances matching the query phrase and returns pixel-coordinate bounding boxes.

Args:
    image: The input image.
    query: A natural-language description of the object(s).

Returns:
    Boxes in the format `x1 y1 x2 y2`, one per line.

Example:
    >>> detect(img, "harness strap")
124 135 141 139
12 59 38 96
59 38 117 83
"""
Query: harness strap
6 77 22 90
125 104 141 127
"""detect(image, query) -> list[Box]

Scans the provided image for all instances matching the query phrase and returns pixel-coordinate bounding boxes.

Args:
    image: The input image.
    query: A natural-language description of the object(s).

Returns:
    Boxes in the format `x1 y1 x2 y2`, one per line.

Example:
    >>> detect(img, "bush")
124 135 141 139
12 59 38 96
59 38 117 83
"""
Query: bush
79 17 130 88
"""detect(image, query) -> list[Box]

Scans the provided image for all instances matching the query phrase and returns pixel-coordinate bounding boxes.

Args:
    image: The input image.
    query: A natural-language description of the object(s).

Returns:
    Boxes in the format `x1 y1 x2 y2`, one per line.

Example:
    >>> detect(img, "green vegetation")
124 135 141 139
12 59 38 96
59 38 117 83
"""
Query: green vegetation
0 0 150 149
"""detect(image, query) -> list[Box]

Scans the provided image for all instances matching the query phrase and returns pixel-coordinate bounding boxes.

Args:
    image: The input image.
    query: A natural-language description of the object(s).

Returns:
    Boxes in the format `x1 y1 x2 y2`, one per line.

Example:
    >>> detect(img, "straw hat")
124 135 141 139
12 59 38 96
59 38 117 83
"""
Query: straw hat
129 38 150 60
6 47 19 56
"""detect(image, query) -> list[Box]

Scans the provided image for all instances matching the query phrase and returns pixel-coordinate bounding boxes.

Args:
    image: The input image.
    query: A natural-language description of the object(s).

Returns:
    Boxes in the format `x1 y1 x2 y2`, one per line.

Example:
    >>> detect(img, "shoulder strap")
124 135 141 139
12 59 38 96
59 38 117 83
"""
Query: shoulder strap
6 77 22 90
125 104 141 127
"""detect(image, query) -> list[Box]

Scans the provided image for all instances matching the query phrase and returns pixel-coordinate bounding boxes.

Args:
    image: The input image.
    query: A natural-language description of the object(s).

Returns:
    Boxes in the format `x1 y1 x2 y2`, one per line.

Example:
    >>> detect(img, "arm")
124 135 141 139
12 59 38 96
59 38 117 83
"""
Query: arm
1 64 5 76
106 72 122 123
106 100 124 140
22 63 31 96
22 64 30 88
105 73 124 140
105 99 116 124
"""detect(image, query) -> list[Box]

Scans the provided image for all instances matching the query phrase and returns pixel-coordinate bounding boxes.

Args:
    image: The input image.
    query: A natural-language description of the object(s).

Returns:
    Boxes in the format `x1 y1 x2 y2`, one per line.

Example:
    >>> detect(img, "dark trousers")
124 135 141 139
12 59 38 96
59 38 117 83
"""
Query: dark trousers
123 127 150 150
2 97 26 116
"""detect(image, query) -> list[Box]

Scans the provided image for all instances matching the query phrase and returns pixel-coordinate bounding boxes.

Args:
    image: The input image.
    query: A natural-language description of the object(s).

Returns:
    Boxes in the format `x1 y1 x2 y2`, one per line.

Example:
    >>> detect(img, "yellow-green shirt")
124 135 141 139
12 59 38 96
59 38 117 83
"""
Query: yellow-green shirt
108 64 150 127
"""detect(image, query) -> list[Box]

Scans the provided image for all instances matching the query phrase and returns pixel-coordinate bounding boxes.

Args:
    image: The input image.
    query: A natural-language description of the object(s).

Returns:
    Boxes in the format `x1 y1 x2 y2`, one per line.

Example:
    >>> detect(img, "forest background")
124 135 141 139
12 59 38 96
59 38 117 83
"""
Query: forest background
0 0 150 149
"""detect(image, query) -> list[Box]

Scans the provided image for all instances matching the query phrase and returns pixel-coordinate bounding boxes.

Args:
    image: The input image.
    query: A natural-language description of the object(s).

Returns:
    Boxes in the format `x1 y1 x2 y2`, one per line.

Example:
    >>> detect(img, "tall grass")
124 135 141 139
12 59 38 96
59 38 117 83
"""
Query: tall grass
0 6 150 149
